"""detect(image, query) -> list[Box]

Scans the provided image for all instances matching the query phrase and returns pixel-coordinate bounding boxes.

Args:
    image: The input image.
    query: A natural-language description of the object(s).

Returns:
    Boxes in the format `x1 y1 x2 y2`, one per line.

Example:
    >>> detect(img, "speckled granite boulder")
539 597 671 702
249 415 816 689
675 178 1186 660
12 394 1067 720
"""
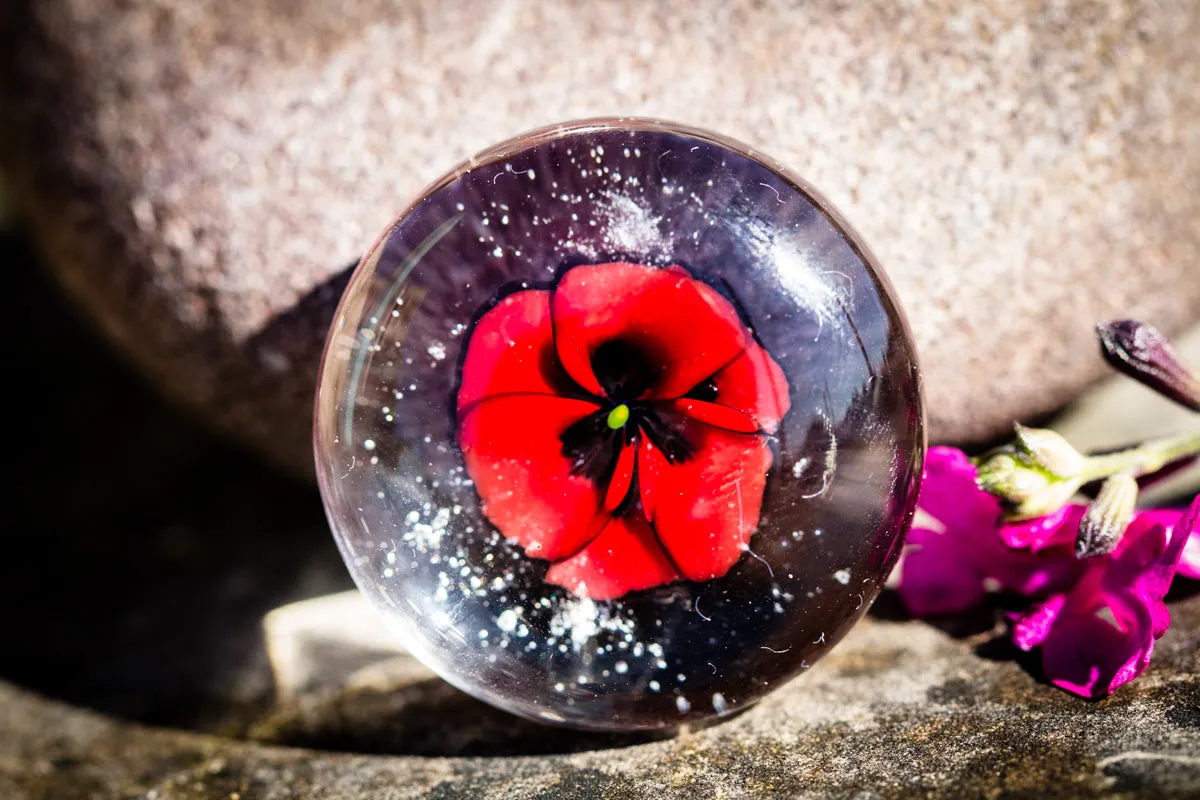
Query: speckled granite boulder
3 0 1200 473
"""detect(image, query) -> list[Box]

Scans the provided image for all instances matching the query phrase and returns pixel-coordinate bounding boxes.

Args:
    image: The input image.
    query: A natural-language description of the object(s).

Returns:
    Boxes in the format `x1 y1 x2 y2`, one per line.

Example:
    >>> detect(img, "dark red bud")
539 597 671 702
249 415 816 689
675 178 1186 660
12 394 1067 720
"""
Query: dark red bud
1097 320 1200 412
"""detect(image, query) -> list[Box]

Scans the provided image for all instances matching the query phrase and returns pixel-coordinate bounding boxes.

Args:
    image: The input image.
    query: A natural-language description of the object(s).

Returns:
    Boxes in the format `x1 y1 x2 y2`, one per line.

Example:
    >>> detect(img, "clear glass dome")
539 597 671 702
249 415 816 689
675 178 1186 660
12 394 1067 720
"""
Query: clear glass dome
315 118 925 731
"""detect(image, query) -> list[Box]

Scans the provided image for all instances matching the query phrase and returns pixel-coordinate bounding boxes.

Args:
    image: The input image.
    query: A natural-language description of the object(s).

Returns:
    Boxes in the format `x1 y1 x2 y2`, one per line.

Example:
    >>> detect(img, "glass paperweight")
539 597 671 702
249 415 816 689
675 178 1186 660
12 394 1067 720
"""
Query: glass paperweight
315 119 925 730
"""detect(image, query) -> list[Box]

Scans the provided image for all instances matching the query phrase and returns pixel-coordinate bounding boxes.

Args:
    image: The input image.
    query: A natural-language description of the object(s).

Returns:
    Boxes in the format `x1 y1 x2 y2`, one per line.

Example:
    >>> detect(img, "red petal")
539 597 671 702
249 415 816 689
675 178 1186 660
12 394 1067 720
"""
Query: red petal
664 399 759 434
545 513 681 600
604 442 636 512
704 342 791 434
458 394 605 560
551 263 747 400
457 289 572 413
638 422 774 581
638 440 665 524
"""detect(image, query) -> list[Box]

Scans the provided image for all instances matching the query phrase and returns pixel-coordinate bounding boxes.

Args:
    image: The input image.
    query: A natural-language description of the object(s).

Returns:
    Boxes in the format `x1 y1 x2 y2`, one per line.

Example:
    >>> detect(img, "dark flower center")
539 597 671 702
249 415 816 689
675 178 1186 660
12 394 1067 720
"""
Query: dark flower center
560 412 628 483
590 339 657 401
560 404 695 484
561 340 707 496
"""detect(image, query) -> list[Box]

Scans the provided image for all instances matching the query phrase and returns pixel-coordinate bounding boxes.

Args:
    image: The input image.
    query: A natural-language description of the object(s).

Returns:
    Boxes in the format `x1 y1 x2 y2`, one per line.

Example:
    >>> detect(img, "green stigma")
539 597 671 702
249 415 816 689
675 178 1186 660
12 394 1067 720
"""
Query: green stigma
607 404 631 430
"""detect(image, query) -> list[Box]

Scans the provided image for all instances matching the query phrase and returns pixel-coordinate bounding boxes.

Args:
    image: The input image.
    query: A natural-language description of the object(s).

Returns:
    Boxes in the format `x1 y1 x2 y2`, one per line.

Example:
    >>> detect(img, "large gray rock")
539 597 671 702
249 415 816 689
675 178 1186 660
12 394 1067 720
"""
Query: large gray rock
3 0 1200 473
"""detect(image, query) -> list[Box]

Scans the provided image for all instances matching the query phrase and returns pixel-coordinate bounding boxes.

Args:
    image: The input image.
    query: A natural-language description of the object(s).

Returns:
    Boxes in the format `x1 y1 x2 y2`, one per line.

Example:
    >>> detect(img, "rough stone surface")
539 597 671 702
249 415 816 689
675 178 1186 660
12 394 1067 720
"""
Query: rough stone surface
6 599 1200 799
4 230 1200 799
3 0 1200 473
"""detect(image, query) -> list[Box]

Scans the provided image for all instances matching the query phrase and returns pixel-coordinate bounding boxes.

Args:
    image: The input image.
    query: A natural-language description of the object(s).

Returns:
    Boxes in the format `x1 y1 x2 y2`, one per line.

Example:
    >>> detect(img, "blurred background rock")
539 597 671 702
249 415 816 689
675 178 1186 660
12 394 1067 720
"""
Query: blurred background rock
4 0 1200 474
2 1 1200 797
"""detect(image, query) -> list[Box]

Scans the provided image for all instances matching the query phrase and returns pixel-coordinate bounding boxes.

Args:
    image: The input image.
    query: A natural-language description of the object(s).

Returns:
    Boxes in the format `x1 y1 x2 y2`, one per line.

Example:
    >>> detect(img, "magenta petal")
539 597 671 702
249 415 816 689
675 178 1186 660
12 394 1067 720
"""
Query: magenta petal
1106 510 1188 610
1129 506 1197 580
999 505 1083 551
1039 595 1156 698
1032 497 1199 698
896 530 986 617
1180 531 1200 580
919 447 1004 534
1175 496 1200 581
1011 593 1067 652
1002 551 1084 599
1135 507 1187 532
894 447 997 615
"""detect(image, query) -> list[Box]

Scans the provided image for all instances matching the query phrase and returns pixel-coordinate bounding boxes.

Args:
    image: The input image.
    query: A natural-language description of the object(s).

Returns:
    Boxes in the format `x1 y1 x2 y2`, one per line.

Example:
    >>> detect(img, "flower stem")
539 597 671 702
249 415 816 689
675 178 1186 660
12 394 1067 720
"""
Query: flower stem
1079 430 1200 484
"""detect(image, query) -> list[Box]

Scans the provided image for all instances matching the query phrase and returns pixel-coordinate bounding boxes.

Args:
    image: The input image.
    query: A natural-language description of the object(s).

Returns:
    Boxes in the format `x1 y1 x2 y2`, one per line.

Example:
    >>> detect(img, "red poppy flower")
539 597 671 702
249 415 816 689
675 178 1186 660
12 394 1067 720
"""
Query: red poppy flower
456 262 790 600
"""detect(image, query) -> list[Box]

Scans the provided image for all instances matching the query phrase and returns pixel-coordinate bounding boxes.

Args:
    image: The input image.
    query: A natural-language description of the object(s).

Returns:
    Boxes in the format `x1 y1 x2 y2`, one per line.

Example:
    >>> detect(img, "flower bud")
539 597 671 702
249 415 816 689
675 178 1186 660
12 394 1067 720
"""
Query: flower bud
1006 478 1085 522
1097 320 1200 412
1076 472 1139 558
1013 424 1086 479
975 426 1087 520
975 449 1047 502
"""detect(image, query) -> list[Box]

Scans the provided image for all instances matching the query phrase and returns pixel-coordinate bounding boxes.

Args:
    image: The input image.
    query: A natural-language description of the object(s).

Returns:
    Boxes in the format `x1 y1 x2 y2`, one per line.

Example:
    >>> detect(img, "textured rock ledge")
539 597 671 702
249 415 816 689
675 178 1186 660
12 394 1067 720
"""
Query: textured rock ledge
3 0 1200 473
5 594 1200 799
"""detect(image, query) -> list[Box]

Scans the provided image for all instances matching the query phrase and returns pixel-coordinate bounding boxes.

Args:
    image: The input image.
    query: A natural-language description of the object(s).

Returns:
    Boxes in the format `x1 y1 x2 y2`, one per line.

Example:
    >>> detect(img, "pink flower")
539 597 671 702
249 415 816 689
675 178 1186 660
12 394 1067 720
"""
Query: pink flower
895 447 1083 617
897 447 1194 614
896 446 1200 699
1011 496 1200 698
